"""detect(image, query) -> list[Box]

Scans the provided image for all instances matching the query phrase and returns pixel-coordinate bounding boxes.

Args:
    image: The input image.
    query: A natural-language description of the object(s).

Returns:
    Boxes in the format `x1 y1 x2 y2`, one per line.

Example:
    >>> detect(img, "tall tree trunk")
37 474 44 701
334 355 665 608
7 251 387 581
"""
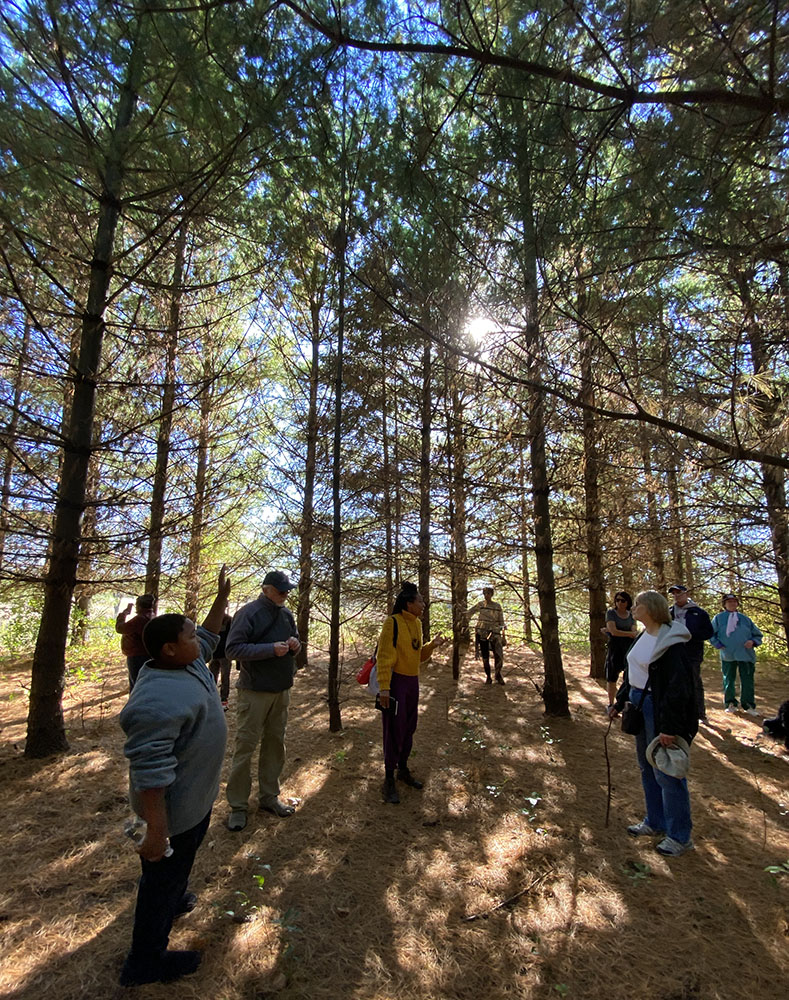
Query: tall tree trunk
665 458 686 585
0 302 32 571
639 427 666 592
518 447 533 643
516 141 568 716
146 220 187 598
296 294 321 669
381 338 395 609
70 459 99 646
737 271 789 649
579 324 606 679
449 350 469 644
327 85 348 734
25 18 148 757
184 376 211 621
418 338 432 639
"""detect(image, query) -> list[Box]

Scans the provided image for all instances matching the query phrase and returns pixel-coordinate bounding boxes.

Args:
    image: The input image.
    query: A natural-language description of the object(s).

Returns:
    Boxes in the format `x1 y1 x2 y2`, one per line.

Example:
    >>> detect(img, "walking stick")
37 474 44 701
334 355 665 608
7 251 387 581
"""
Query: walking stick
603 715 614 827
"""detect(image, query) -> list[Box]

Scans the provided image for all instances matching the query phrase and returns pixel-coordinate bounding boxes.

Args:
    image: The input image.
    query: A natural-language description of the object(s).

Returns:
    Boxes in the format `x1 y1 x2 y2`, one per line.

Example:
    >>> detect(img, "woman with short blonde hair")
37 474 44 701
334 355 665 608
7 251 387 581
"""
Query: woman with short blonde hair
609 589 698 857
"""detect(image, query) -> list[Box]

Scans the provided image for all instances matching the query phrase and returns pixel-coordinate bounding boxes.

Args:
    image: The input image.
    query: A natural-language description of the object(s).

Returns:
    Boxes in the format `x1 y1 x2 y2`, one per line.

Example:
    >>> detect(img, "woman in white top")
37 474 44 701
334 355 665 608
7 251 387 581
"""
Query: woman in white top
609 590 697 857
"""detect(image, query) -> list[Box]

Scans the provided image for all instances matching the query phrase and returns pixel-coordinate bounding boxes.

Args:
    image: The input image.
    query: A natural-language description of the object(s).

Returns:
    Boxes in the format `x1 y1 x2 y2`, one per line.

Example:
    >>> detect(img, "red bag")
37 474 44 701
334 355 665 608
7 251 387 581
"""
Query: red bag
356 655 376 685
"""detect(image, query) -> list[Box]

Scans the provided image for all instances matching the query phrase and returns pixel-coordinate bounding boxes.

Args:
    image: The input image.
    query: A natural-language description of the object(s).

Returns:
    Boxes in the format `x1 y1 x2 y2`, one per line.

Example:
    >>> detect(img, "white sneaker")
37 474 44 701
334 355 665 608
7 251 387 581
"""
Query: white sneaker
656 836 694 857
725 704 737 713
627 820 662 837
744 707 760 717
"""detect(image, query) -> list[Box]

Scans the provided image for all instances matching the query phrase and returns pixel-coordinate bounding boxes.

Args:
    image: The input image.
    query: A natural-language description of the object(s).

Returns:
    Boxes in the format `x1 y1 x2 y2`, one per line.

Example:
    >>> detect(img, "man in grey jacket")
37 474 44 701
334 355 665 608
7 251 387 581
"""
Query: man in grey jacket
225 570 301 831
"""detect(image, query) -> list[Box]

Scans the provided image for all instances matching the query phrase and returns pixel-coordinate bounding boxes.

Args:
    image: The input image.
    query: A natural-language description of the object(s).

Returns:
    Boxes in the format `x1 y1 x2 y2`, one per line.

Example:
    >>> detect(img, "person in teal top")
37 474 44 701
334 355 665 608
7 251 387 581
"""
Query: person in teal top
710 594 763 715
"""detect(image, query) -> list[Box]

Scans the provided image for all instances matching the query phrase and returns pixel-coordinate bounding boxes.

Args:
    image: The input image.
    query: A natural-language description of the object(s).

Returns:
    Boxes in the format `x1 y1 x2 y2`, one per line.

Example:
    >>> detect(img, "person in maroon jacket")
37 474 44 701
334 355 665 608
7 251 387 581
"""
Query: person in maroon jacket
116 594 156 691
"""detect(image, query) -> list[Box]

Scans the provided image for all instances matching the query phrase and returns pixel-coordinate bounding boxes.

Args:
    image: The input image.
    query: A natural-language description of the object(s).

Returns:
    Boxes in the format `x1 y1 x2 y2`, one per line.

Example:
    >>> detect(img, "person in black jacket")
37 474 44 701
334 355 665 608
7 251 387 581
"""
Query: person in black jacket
668 584 713 721
609 590 697 857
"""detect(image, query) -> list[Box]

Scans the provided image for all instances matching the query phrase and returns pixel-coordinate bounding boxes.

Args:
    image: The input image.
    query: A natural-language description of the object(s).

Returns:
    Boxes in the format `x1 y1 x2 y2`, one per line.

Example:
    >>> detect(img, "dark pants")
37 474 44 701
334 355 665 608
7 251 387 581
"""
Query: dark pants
127 810 211 965
127 654 148 692
382 672 419 772
687 651 707 719
479 636 503 678
209 657 231 702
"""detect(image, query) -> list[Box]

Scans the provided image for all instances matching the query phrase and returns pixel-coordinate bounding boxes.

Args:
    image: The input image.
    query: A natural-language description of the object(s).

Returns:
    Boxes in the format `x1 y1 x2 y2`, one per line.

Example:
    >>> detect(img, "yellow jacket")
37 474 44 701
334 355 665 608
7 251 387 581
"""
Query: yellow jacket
375 611 439 691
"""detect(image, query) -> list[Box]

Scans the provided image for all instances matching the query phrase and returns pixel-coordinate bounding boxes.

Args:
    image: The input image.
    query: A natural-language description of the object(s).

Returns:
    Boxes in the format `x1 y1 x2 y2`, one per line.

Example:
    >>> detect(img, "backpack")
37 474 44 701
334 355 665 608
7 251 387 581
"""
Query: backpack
356 616 399 695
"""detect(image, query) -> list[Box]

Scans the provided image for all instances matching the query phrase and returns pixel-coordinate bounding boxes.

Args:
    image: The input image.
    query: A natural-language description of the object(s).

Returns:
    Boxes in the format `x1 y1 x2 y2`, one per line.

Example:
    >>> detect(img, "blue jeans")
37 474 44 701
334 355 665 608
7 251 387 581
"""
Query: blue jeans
631 688 692 843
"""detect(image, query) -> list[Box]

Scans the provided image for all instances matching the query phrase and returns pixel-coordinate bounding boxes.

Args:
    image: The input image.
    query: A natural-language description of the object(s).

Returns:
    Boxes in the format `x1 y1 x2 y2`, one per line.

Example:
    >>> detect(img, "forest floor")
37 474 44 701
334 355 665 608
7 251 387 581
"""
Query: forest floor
0 643 787 1000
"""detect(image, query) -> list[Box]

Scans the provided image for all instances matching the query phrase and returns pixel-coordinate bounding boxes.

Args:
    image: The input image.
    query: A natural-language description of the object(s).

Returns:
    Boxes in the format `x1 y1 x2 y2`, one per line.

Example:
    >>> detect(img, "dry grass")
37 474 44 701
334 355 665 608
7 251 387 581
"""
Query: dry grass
0 645 787 1000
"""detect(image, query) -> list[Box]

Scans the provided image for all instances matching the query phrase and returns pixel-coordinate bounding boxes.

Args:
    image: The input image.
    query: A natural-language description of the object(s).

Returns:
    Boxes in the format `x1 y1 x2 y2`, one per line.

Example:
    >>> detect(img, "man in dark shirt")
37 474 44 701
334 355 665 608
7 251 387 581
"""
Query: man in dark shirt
224 571 301 831
668 584 713 721
116 594 156 691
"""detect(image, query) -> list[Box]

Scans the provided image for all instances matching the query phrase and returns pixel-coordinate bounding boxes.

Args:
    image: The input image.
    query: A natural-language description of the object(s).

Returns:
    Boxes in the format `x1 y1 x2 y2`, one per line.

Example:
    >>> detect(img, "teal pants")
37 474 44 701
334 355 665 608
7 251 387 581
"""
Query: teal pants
721 660 755 709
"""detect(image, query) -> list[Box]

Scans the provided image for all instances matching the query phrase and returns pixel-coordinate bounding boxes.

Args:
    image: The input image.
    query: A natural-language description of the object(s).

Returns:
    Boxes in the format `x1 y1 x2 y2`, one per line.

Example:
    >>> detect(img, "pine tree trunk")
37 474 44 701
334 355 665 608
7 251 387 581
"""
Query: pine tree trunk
70 459 99 646
25 19 148 757
184 381 211 622
295 297 321 669
146 221 187 598
737 271 789 649
449 351 469 644
418 338 432 640
519 447 533 643
0 302 32 572
639 427 666 592
516 142 568 716
580 327 606 679
381 339 395 608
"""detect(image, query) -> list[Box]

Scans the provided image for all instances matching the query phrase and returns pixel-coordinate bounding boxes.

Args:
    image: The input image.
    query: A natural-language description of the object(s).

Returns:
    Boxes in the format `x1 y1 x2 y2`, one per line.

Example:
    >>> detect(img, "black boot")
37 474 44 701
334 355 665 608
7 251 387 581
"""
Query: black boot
495 672 505 685
397 766 423 789
382 774 400 804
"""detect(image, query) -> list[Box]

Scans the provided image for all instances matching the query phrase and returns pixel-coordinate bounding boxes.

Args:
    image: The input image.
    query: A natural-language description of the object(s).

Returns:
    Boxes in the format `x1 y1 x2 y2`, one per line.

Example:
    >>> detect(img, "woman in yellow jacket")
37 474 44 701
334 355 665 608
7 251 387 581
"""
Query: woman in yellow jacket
377 581 445 804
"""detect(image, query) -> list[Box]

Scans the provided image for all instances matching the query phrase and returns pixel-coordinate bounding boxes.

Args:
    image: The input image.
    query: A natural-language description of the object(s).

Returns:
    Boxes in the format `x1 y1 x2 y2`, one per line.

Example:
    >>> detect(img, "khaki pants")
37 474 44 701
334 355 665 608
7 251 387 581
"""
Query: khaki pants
226 687 290 811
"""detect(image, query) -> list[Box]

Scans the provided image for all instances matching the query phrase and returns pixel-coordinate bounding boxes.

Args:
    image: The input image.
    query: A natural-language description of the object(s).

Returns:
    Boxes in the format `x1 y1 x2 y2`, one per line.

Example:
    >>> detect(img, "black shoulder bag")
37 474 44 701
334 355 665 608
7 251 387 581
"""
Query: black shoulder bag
621 674 652 736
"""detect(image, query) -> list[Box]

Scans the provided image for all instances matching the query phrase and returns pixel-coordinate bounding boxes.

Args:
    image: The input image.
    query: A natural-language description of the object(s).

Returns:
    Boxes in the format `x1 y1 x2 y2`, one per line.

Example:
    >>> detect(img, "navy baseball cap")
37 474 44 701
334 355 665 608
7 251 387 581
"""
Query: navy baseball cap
262 570 296 591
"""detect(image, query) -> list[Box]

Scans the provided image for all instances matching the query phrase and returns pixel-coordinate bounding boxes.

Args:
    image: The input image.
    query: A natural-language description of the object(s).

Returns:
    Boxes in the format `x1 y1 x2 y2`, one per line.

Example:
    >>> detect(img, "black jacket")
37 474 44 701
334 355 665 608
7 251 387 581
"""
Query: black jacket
670 603 713 660
615 623 699 742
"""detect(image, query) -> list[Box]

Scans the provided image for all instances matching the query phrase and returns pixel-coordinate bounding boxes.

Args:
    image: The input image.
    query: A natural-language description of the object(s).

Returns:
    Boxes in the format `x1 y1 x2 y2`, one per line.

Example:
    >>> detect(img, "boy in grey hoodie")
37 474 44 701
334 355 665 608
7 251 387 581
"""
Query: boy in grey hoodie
118 567 230 987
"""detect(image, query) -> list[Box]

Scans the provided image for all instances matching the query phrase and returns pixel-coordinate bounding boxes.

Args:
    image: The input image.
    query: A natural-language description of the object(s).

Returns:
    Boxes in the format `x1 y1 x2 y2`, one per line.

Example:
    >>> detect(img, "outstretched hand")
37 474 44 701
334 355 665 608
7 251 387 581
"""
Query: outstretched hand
217 563 231 603
203 564 231 635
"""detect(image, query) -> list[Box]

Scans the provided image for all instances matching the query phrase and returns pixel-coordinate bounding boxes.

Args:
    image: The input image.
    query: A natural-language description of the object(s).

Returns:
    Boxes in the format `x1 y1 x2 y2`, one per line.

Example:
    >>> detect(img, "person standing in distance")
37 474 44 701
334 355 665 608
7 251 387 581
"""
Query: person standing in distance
668 585 713 722
467 585 507 684
710 594 763 715
116 594 157 692
224 571 301 831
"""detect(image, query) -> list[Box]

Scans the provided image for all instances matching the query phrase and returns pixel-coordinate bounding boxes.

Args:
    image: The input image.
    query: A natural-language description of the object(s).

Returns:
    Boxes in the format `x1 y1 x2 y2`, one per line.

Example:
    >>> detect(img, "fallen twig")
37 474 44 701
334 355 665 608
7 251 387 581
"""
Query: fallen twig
462 867 555 922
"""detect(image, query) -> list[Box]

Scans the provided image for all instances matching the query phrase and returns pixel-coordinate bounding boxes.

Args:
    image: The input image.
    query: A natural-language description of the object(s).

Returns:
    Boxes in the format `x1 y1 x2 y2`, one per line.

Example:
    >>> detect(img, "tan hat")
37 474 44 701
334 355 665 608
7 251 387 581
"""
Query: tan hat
646 736 691 779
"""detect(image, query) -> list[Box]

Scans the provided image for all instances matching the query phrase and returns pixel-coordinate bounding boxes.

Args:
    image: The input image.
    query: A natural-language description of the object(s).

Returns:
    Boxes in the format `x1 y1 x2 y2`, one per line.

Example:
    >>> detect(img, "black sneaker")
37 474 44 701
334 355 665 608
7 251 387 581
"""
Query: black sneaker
382 776 400 804
120 949 201 987
174 891 197 917
397 767 423 789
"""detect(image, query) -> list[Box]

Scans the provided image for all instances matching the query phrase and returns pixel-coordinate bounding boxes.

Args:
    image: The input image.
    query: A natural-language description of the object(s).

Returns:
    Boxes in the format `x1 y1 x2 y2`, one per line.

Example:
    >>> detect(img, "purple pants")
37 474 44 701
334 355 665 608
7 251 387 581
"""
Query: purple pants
382 672 419 772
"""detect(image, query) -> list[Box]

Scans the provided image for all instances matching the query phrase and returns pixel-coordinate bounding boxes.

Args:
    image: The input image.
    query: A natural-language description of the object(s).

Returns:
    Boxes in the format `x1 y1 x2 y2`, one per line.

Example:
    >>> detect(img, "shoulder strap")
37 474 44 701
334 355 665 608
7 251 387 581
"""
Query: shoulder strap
391 615 398 647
